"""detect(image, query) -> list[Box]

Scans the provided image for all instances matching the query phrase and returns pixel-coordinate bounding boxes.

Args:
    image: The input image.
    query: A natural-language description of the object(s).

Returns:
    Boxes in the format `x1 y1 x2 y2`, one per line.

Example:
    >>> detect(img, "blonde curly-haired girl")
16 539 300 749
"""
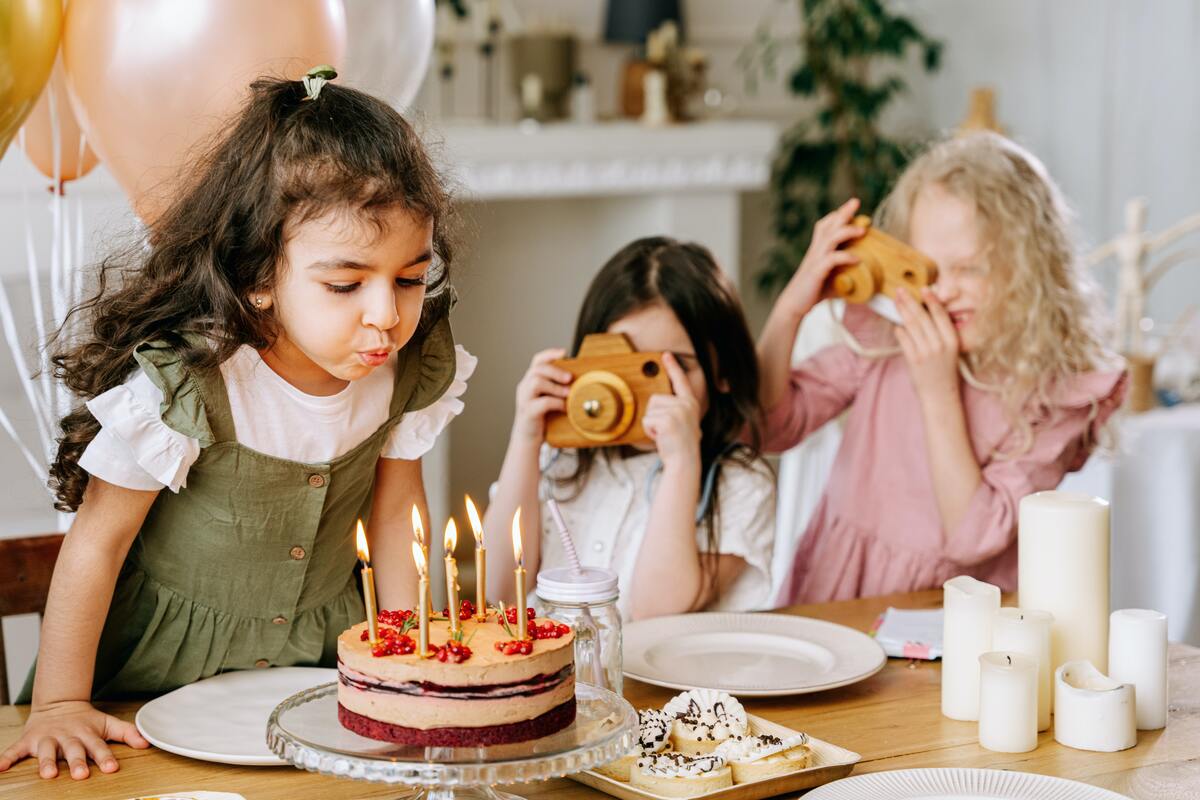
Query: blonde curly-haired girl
759 132 1127 603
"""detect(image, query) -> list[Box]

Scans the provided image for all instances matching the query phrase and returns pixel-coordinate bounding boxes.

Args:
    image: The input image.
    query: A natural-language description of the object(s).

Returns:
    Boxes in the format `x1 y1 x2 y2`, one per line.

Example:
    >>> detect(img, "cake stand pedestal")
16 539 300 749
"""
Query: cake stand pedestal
267 682 636 800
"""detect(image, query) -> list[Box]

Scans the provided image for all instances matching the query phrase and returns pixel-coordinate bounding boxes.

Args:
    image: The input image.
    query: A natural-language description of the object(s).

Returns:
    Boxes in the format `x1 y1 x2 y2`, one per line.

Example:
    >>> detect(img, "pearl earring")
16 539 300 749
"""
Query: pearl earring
254 296 263 308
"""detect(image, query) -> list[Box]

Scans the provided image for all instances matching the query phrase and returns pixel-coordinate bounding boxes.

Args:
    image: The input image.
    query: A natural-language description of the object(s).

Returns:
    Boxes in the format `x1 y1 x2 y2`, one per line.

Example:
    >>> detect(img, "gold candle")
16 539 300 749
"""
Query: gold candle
412 541 431 657
412 504 432 610
512 508 527 641
355 520 379 645
466 495 487 621
444 518 461 635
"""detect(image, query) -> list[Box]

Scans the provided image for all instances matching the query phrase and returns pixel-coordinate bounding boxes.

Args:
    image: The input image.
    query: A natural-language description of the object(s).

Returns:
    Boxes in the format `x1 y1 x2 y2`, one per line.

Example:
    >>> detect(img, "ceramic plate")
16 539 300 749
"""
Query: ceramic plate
136 667 336 766
622 612 885 697
804 768 1132 800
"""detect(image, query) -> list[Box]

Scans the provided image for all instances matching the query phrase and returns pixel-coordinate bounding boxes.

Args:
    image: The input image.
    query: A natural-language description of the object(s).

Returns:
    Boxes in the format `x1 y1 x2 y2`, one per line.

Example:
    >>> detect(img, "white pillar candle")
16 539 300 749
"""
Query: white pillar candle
1018 492 1110 674
993 608 1054 732
978 652 1038 753
942 575 1001 721
1109 608 1168 730
1053 660 1137 752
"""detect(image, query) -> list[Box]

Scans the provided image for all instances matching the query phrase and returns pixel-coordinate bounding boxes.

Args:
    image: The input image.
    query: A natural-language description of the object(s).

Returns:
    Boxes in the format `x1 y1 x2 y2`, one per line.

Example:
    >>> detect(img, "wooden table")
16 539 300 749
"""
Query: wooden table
3 590 1198 798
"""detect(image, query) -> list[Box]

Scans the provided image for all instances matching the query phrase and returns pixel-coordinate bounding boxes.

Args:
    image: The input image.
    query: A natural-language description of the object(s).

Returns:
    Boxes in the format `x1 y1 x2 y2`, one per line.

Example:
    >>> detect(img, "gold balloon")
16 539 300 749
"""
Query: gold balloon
0 0 63 158
62 0 346 224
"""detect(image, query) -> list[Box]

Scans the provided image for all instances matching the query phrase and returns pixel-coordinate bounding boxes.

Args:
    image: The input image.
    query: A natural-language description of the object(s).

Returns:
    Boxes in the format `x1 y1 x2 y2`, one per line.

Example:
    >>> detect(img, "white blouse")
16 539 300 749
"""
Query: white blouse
79 344 476 492
535 448 776 620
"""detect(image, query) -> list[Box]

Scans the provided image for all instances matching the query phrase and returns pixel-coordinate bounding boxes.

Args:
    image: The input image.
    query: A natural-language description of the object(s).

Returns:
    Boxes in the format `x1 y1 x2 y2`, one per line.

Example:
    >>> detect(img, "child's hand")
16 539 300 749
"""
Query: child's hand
0 699 150 779
776 198 866 320
511 348 573 445
895 288 961 402
642 352 702 469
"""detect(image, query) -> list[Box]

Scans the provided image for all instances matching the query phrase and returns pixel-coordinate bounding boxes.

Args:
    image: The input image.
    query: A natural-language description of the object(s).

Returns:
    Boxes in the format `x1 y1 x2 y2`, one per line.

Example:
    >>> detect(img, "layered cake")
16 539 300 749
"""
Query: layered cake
337 606 576 746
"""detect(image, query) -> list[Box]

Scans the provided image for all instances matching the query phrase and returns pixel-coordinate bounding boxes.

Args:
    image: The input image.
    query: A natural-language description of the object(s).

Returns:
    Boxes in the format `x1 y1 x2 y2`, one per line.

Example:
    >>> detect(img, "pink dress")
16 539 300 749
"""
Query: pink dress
769 307 1128 604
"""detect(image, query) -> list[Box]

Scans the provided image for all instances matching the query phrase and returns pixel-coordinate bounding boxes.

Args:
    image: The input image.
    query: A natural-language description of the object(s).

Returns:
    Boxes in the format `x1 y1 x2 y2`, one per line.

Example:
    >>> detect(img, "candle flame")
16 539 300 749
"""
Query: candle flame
465 495 484 546
444 517 458 553
411 504 425 547
511 508 523 567
355 519 370 563
411 541 427 576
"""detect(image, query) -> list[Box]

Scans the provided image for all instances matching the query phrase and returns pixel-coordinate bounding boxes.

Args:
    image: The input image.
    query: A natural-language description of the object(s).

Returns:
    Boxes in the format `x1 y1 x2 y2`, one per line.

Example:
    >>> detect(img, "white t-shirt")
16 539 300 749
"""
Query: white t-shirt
536 448 776 621
79 344 476 492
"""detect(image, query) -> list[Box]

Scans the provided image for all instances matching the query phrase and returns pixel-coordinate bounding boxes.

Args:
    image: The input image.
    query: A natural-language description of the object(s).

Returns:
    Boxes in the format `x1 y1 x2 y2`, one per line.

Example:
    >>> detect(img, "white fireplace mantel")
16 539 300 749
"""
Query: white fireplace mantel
429 119 779 202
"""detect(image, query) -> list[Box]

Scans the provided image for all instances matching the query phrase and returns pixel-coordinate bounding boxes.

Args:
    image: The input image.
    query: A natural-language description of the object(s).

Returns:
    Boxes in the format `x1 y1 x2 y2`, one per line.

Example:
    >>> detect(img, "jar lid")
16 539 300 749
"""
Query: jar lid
536 567 619 604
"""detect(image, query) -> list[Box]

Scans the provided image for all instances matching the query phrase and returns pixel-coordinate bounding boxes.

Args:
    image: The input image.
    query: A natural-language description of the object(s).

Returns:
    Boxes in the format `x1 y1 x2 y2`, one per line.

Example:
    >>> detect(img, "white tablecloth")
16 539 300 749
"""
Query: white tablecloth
1060 404 1200 646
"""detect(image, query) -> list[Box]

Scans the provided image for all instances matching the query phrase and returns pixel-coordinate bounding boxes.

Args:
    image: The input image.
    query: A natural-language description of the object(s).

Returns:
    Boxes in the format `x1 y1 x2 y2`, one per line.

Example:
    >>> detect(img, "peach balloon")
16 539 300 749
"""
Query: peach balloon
62 0 346 223
0 0 62 159
21 57 100 189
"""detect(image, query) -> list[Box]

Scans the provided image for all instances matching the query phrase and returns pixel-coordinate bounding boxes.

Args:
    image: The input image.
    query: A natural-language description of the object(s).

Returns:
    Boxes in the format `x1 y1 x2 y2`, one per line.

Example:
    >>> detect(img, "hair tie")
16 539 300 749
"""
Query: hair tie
302 64 337 101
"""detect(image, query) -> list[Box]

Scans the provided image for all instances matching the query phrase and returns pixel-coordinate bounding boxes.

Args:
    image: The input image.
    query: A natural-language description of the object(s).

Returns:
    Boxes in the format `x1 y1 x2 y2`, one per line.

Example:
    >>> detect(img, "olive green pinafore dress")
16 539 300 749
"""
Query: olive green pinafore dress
18 317 457 702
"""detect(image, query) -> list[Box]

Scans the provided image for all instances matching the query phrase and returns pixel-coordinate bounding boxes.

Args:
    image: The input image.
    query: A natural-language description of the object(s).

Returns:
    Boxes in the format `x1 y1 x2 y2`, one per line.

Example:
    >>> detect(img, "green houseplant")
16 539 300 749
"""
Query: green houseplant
741 0 943 294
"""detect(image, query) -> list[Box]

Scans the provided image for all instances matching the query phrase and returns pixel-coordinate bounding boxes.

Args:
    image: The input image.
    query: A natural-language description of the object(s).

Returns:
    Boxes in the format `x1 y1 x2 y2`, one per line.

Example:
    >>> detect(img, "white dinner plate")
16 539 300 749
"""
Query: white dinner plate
622 612 886 697
135 667 336 766
804 768 1132 800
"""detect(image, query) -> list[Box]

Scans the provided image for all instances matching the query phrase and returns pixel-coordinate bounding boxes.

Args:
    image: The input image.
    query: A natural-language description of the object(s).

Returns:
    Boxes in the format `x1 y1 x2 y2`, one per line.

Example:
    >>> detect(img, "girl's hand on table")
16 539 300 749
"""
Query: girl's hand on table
0 699 149 780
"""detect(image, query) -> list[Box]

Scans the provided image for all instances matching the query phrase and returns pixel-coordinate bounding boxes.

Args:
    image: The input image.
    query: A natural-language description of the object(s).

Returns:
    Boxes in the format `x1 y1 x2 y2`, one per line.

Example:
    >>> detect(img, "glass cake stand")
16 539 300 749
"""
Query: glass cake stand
267 681 636 800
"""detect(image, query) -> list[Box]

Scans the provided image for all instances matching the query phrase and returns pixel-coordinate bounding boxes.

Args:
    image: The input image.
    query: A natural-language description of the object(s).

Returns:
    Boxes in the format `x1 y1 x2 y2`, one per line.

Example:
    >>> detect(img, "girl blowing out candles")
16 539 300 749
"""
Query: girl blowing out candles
1 74 474 780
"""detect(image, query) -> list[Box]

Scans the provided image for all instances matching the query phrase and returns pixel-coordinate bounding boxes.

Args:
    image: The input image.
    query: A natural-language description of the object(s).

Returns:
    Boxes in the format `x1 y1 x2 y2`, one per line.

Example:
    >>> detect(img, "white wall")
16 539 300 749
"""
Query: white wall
2 0 1198 699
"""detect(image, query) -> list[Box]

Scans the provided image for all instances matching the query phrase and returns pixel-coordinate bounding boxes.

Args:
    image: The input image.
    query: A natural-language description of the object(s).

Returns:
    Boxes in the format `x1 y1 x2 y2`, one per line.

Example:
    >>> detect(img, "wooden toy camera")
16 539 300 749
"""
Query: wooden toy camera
823 215 939 303
545 333 671 449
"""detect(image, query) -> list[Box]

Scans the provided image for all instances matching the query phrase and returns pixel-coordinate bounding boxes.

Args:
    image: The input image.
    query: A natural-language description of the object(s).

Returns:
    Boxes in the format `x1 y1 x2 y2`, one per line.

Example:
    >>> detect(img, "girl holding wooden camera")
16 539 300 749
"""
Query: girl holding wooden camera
483 238 774 621
759 133 1128 604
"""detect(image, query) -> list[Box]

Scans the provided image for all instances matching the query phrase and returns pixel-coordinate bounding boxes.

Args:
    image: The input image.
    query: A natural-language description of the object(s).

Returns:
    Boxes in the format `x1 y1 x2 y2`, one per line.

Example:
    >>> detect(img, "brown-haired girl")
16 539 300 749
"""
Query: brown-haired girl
1 75 473 779
482 238 774 622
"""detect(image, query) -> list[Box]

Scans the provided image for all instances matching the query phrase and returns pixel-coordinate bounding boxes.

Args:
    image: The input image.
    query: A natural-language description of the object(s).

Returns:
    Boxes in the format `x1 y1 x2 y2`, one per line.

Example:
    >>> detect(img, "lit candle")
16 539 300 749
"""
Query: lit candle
978 651 1038 753
412 541 431 657
412 504 432 610
512 508 527 641
466 495 487 621
993 608 1054 732
942 575 1001 721
1018 492 1111 674
444 518 461 635
355 519 379 645
1108 608 1168 730
1054 660 1136 752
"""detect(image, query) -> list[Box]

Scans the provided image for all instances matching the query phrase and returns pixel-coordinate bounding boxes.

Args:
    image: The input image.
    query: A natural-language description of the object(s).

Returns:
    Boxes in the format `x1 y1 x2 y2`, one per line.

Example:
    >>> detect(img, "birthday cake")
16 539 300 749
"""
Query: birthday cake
336 604 576 746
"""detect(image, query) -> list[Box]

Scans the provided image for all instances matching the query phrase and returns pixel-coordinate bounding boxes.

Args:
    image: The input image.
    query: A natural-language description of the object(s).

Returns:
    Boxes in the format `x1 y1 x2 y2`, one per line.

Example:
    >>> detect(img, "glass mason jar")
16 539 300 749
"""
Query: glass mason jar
535 567 622 695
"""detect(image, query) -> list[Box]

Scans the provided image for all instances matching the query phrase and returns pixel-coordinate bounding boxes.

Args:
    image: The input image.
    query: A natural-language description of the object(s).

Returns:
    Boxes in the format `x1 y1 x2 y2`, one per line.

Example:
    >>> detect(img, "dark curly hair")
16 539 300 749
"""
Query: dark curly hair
47 76 454 511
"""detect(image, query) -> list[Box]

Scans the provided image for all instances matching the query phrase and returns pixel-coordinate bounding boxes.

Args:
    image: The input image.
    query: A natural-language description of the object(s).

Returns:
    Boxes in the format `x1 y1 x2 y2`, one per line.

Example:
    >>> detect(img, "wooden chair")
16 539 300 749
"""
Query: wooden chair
0 534 64 704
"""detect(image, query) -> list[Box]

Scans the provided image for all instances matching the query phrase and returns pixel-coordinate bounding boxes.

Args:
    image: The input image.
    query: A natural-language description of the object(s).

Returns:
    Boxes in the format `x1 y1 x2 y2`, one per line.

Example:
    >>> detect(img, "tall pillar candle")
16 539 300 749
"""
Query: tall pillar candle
978 652 1038 753
942 575 1001 721
1109 608 1168 730
1018 492 1110 673
1054 660 1136 752
993 608 1054 731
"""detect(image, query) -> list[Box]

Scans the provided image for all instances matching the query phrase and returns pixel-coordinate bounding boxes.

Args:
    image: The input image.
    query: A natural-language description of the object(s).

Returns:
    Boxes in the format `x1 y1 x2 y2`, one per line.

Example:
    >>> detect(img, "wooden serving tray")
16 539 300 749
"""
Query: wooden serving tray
570 714 860 800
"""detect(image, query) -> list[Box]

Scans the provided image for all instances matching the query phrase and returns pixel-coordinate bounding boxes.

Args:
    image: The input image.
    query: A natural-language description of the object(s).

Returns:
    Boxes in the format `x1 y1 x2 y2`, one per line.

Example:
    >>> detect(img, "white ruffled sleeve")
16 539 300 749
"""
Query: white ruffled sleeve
77 369 202 492
381 345 477 460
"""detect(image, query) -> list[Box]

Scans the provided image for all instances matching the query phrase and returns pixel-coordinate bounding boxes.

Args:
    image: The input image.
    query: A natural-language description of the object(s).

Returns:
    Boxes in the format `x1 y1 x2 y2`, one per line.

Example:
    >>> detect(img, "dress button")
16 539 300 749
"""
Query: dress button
308 473 326 488
592 541 604 552
272 615 287 625
255 659 269 668
290 545 307 560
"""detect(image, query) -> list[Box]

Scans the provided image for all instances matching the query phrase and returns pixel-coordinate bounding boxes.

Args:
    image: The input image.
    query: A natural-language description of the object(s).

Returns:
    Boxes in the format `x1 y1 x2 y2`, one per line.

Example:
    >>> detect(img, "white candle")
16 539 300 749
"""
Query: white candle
1054 660 1137 752
978 652 1038 753
942 575 1001 721
1109 608 1168 730
1018 492 1110 675
993 608 1054 732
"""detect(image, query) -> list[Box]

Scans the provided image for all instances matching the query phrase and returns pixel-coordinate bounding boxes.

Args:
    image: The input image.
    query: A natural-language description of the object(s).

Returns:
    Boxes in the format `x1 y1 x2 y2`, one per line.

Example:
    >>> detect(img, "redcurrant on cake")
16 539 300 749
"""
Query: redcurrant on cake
337 603 576 746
